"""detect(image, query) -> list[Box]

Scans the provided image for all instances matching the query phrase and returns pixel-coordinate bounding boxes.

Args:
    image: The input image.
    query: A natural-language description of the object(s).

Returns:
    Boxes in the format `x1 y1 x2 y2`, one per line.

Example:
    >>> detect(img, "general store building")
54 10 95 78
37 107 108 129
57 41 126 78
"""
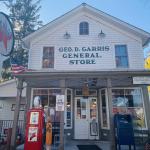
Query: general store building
12 3 150 146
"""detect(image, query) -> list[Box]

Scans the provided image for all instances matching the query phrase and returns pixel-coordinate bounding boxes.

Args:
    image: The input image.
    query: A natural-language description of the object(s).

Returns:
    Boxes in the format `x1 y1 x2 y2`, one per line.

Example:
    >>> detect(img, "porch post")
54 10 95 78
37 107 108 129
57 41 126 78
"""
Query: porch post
23 84 31 136
59 79 65 150
142 85 150 130
106 78 116 150
10 78 24 150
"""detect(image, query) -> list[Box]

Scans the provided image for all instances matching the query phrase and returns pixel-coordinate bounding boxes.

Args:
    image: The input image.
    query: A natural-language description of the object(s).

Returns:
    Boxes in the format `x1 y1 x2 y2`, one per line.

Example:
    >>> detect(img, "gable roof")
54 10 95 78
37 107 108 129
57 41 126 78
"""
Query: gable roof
23 3 150 47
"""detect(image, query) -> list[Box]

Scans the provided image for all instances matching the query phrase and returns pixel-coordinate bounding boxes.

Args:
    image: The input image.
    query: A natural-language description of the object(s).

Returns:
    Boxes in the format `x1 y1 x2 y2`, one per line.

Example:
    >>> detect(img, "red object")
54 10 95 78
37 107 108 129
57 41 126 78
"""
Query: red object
24 108 44 150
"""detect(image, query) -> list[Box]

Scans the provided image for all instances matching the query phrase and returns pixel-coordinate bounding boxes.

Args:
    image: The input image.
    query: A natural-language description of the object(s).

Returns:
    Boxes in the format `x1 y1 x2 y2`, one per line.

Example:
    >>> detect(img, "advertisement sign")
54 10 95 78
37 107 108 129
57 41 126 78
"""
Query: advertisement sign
28 127 38 142
0 12 14 56
30 112 39 124
133 77 150 84
56 95 65 111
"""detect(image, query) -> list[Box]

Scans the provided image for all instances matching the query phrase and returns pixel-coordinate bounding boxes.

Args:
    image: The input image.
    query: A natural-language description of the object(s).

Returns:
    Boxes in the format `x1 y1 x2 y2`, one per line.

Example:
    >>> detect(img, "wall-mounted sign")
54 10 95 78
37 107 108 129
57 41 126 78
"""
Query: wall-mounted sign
133 77 150 84
0 12 14 56
56 95 65 111
58 46 110 65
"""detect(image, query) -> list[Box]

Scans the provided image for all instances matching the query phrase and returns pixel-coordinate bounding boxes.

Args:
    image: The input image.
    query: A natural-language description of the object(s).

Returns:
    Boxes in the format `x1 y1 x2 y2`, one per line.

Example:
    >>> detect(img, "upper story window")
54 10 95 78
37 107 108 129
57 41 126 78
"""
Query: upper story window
79 21 89 35
42 47 54 68
115 45 128 68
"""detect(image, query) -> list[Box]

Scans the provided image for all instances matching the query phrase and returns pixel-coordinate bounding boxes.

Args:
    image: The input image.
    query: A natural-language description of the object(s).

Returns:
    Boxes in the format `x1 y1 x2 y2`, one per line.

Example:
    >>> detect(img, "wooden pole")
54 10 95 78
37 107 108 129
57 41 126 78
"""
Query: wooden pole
23 85 31 136
10 79 24 150
58 79 65 150
142 85 150 130
107 78 116 150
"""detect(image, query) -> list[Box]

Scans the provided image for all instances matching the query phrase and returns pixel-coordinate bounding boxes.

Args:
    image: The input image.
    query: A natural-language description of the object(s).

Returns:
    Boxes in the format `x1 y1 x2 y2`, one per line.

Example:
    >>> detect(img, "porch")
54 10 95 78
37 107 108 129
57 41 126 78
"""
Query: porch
15 140 145 150
10 70 150 150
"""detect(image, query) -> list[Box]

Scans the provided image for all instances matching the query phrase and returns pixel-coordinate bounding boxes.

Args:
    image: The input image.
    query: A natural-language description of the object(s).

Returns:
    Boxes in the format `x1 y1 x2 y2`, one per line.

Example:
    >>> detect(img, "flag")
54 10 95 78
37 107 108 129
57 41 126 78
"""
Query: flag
11 63 26 74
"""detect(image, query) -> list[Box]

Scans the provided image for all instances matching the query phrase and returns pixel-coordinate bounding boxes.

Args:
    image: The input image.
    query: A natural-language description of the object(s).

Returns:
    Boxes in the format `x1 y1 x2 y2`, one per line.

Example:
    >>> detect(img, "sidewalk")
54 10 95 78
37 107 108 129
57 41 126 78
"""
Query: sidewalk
0 140 143 150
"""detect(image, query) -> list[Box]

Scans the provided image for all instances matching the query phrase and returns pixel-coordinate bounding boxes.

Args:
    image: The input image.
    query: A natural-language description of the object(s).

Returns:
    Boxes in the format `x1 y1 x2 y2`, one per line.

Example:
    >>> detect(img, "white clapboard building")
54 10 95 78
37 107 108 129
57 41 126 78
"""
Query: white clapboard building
2 3 150 143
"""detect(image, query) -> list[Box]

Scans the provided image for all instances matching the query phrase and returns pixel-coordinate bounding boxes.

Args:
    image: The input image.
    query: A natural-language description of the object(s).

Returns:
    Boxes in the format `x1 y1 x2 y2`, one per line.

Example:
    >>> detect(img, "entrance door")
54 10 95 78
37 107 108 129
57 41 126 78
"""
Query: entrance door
75 97 99 139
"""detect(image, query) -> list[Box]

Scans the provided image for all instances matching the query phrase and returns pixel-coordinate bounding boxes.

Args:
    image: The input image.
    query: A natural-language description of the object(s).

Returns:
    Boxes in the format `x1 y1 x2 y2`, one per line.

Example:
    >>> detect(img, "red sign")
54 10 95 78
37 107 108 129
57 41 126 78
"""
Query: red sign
0 12 14 56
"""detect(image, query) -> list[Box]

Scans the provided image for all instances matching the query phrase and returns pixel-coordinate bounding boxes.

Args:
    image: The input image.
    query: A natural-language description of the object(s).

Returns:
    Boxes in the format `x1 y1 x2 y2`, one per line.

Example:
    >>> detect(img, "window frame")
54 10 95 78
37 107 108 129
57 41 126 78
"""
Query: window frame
31 88 73 129
111 87 147 129
64 88 73 129
42 46 54 68
115 44 129 68
79 21 89 35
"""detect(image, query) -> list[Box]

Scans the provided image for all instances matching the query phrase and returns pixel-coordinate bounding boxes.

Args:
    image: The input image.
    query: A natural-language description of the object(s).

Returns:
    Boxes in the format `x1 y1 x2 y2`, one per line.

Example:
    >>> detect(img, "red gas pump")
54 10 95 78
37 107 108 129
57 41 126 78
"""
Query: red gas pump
24 107 45 150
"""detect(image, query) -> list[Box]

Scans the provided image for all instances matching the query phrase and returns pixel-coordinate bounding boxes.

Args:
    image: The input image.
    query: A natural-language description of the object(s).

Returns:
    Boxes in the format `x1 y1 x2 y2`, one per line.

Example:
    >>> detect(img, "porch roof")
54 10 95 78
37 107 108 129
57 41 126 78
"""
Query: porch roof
14 69 150 88
15 69 150 79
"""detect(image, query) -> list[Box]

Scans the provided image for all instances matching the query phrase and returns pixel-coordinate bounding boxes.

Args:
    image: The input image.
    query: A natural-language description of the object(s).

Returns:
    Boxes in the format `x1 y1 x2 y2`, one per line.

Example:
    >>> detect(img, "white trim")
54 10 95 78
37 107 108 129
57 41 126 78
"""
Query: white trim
64 88 73 129
74 96 99 139
99 88 110 129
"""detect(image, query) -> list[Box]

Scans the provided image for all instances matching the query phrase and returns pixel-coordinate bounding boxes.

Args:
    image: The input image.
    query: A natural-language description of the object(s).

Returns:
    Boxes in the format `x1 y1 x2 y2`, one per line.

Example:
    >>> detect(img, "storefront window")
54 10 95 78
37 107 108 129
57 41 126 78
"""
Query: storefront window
33 88 73 129
112 88 146 128
100 89 109 129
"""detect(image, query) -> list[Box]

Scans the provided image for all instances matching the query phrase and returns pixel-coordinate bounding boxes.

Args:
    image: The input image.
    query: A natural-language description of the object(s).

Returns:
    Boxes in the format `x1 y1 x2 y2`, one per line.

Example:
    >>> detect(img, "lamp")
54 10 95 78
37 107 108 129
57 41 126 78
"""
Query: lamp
63 32 71 39
98 30 106 38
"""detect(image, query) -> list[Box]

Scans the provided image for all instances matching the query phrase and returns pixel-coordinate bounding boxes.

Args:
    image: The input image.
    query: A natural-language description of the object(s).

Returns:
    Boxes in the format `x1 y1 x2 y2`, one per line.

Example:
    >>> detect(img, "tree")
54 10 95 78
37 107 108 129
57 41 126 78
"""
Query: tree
1 0 42 80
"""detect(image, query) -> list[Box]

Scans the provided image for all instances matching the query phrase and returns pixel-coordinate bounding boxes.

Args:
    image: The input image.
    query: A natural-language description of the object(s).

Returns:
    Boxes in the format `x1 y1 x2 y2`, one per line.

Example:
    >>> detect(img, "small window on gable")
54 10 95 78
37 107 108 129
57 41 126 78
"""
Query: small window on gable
79 22 89 35
42 47 54 68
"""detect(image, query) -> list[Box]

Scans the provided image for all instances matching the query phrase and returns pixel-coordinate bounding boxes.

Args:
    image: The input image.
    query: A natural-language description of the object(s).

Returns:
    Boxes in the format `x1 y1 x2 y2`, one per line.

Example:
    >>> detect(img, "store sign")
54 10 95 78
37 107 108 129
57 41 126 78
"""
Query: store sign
0 12 14 56
58 46 110 65
133 77 150 84
56 95 65 111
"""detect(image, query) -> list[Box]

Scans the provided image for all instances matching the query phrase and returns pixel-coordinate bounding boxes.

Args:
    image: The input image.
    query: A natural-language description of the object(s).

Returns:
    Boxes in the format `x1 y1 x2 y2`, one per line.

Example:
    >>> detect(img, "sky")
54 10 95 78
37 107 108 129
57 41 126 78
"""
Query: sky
0 0 150 73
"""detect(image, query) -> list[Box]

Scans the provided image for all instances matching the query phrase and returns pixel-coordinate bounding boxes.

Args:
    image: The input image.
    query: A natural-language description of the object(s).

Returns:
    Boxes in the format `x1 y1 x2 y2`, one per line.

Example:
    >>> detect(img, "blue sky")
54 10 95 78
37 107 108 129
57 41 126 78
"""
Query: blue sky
0 0 150 62
1 0 150 32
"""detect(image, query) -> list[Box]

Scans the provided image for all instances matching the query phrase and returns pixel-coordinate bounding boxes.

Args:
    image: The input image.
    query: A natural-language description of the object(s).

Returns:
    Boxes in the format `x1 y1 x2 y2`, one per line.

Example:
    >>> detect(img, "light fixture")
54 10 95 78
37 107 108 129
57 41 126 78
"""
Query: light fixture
63 32 71 39
98 30 106 38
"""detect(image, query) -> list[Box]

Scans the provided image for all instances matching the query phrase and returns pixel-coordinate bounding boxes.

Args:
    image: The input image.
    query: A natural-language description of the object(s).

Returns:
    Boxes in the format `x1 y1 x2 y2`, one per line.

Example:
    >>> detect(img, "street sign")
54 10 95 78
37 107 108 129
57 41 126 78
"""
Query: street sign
133 77 150 84
0 12 14 56
56 95 65 111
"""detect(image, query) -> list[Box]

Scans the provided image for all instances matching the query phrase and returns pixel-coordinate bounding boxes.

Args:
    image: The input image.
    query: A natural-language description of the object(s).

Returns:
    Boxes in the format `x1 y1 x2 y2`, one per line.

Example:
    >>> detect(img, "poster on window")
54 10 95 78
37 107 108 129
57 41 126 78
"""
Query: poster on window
56 95 65 111
30 112 39 124
28 127 38 142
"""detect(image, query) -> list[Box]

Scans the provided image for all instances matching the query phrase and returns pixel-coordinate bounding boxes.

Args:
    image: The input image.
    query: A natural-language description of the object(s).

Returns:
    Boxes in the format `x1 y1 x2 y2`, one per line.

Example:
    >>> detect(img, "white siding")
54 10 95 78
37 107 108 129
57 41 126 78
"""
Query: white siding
0 100 24 120
28 13 144 71
0 80 26 97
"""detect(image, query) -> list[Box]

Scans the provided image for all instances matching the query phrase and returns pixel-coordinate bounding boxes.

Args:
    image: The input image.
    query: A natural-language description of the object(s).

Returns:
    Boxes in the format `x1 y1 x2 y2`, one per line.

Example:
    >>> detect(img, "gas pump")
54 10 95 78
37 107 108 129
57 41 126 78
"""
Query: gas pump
24 96 45 150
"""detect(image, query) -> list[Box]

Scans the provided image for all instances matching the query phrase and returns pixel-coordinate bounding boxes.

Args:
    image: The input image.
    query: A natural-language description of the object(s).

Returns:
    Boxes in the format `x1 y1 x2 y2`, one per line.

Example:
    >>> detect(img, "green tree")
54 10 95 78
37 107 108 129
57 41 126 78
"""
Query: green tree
1 0 42 80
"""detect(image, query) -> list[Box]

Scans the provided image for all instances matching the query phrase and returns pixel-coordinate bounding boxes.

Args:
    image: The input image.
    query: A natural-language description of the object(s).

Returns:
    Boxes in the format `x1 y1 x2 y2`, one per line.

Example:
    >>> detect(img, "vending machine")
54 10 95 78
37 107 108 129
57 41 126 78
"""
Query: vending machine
24 108 44 150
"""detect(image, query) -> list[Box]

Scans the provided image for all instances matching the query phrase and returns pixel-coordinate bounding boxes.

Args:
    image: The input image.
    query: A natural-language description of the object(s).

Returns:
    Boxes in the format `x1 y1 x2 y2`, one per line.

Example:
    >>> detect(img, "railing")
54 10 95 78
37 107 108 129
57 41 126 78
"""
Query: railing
0 120 62 150
0 120 24 144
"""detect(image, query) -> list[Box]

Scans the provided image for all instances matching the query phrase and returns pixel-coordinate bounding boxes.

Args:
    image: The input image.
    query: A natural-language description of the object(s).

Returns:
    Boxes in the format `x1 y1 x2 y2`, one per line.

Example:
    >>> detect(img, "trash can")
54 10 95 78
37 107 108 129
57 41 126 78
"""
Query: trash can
114 114 136 150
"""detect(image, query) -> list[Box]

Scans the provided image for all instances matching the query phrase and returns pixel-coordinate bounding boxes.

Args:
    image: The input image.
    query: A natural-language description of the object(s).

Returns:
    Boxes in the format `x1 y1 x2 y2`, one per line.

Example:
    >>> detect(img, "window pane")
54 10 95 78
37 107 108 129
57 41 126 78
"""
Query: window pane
127 108 146 128
101 89 108 128
42 47 54 68
90 99 97 119
112 88 146 128
121 57 128 67
115 45 128 68
79 22 89 35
